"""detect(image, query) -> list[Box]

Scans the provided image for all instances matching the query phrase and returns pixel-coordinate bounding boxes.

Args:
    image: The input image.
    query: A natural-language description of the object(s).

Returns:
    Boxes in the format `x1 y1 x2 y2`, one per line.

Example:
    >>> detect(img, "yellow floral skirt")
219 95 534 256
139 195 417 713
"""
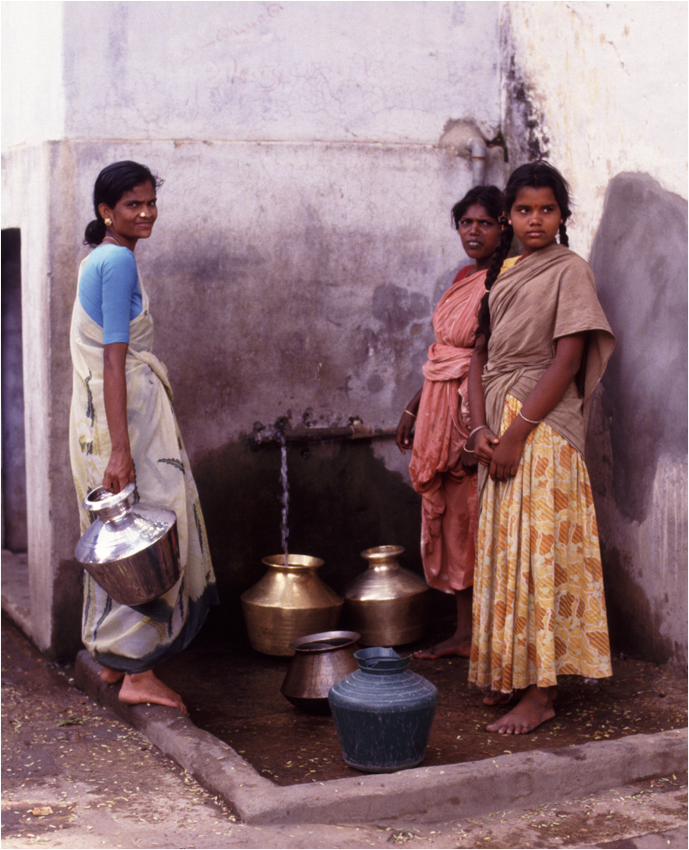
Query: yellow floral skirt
469 395 612 692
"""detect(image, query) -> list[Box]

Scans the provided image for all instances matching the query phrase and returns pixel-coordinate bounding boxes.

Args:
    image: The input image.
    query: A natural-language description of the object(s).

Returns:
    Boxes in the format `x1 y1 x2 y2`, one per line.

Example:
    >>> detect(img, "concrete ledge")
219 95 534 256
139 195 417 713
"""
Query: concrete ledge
75 649 688 826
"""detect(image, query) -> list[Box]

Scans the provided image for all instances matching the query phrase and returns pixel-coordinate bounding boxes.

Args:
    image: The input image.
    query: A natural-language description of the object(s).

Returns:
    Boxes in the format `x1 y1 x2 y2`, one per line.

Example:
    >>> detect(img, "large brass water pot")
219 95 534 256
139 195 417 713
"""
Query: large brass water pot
280 630 360 714
240 555 343 656
344 545 430 646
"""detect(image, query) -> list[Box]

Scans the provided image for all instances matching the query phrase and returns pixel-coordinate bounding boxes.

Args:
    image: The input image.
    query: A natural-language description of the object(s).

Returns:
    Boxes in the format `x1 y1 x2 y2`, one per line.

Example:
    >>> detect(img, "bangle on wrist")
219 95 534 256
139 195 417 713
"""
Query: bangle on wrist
463 446 475 454
518 410 541 425
404 409 417 418
469 425 489 439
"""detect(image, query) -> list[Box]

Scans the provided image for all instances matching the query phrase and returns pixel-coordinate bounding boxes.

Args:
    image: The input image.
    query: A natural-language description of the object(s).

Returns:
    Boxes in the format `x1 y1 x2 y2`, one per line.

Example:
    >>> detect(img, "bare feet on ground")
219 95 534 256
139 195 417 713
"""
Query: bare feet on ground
413 634 472 659
486 685 556 734
483 689 520 706
100 666 124 685
117 670 188 714
414 588 472 659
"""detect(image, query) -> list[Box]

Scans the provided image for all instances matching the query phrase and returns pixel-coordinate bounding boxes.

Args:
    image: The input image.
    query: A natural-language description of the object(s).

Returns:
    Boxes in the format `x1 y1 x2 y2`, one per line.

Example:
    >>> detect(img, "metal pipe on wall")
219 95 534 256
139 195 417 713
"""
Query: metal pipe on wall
251 419 397 446
468 136 487 185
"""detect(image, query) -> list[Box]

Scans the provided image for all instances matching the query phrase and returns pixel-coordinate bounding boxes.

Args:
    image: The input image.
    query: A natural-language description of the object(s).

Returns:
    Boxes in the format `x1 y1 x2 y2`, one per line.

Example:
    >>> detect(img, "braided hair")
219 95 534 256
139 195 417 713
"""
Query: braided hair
84 161 163 247
476 161 572 343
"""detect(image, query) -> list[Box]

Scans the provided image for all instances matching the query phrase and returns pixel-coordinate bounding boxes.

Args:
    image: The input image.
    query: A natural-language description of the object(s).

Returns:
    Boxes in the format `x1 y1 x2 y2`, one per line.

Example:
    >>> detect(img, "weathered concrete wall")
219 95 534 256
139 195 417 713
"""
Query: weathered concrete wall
500 1 687 258
502 1 688 668
59 1 501 144
66 138 506 631
2 1 505 655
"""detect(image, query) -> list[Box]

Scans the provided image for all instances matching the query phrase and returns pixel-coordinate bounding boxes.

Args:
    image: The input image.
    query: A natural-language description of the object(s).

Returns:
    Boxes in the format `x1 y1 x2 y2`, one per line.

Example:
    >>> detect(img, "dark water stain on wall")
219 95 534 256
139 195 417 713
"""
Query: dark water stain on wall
372 283 429 333
601 542 675 665
500 29 550 165
149 223 439 446
587 173 688 668
589 173 688 522
193 437 424 640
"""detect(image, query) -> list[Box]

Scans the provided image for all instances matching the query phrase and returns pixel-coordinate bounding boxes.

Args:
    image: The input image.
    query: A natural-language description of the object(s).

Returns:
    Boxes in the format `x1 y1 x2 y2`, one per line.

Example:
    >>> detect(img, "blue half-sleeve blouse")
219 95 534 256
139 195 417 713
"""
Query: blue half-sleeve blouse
78 244 143 344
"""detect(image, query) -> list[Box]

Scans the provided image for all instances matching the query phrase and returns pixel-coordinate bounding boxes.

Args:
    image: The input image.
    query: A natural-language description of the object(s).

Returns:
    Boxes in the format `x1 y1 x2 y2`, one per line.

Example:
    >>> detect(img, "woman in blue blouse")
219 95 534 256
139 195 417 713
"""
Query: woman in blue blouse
70 161 217 713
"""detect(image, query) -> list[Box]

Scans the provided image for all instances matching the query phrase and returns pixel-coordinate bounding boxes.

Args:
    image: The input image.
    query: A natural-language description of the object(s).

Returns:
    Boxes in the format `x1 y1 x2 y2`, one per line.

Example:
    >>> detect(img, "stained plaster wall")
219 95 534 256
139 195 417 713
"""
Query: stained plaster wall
501 1 688 668
2 1 504 656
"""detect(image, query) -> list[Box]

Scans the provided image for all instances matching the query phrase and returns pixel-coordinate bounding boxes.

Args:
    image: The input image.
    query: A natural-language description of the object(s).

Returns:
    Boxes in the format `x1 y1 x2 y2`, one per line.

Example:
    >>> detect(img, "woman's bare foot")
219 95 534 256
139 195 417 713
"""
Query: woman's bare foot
486 685 556 734
118 670 188 715
413 587 472 659
483 689 521 706
100 666 125 685
413 634 472 658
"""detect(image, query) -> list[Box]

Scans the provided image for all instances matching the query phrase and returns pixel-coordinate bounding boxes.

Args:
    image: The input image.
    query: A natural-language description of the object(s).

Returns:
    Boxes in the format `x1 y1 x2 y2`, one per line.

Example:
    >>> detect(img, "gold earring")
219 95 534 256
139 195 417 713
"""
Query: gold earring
104 218 112 227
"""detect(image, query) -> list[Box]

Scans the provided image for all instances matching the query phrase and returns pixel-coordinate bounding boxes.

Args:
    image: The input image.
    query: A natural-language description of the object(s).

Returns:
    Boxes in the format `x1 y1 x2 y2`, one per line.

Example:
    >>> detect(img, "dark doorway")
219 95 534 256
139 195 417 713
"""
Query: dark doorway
2 229 27 552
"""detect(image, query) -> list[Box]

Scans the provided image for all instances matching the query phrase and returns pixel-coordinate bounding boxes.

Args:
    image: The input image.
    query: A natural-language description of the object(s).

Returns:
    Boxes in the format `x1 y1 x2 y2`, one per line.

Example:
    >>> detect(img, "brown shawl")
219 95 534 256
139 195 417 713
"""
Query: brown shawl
482 243 615 460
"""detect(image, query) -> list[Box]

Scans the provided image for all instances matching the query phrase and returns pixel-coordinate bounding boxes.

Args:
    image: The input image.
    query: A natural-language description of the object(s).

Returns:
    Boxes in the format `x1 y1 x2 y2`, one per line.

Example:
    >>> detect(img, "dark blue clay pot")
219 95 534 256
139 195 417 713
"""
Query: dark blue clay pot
328 647 438 773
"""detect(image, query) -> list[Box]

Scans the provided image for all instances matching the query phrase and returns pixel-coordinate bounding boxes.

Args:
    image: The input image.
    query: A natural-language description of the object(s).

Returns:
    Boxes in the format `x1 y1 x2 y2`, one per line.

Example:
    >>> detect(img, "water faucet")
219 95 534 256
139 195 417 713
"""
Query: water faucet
250 416 397 446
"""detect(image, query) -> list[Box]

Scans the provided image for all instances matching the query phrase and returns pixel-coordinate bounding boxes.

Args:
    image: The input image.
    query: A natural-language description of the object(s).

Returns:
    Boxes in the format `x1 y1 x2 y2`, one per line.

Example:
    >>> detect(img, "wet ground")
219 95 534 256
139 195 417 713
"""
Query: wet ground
157 625 687 788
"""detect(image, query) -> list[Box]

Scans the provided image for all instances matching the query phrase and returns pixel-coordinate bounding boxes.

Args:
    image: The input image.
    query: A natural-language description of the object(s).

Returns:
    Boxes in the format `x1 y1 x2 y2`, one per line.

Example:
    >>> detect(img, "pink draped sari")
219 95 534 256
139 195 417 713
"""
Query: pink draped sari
408 265 486 593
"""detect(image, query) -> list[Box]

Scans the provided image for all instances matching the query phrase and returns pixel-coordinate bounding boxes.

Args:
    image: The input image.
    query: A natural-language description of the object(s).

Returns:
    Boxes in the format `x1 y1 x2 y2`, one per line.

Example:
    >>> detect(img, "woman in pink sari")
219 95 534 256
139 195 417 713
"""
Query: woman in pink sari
397 186 504 658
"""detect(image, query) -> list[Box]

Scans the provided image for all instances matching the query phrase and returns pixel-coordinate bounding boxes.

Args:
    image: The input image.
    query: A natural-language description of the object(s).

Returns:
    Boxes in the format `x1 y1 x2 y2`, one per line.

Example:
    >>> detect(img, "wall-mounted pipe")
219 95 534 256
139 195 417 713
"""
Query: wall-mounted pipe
438 120 488 186
251 419 397 446
468 136 487 185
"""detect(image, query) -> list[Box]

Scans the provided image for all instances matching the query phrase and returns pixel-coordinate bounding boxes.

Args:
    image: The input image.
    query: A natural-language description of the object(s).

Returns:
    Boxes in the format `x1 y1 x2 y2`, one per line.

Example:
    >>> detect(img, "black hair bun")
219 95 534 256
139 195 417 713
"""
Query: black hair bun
84 218 106 247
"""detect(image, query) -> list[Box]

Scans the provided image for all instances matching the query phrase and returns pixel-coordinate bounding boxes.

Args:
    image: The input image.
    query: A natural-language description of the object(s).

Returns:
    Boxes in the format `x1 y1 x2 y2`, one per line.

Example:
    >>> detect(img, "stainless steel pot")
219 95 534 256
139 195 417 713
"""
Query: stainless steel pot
74 483 181 606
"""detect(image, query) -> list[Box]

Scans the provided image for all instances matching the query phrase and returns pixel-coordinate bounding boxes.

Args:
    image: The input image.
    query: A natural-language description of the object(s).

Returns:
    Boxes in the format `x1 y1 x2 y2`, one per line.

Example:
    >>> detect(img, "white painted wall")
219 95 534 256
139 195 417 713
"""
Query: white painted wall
501 0 688 257
1 0 65 148
60 1 501 143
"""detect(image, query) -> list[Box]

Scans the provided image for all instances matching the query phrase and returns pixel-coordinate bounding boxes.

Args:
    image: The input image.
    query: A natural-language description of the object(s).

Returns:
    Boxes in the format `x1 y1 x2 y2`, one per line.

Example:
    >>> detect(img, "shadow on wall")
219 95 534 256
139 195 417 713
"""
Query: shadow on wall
192 437 424 641
590 173 687 522
588 172 688 664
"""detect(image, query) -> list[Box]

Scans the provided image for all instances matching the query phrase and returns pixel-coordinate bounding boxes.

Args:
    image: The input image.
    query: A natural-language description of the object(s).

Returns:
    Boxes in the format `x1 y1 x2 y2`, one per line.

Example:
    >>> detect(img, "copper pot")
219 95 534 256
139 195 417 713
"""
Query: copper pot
344 545 430 646
281 631 360 714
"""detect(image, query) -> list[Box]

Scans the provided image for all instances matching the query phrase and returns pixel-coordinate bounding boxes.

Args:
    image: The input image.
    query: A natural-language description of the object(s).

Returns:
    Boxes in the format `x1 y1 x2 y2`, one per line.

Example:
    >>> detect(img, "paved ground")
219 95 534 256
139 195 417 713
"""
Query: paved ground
2 616 687 849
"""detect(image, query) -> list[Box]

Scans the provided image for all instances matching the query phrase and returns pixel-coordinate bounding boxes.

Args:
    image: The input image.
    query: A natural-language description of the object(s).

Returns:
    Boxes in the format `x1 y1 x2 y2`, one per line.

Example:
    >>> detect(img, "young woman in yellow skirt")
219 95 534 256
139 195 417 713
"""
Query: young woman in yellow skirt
466 161 615 734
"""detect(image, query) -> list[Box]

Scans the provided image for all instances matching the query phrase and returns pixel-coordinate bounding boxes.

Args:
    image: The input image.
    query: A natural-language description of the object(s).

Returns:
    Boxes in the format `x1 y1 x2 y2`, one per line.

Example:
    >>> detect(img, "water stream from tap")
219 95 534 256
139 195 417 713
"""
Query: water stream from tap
280 441 289 560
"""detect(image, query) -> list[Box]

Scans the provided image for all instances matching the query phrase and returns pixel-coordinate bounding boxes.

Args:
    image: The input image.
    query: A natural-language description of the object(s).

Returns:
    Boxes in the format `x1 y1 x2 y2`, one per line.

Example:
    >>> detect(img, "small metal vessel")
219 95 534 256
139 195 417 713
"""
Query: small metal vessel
343 545 430 645
328 646 438 773
74 483 180 606
280 630 360 714
240 555 343 656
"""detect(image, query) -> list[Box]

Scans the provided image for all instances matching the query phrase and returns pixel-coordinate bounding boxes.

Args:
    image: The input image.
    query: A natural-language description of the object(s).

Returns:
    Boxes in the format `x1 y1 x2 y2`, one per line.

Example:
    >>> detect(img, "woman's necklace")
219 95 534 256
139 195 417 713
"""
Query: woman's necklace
102 234 123 247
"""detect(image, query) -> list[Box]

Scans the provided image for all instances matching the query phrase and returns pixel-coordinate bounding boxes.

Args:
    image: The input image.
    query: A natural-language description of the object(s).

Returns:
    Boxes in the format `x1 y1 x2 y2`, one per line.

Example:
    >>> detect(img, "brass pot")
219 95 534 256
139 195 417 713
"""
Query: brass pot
281 630 360 714
240 554 343 656
344 545 430 646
